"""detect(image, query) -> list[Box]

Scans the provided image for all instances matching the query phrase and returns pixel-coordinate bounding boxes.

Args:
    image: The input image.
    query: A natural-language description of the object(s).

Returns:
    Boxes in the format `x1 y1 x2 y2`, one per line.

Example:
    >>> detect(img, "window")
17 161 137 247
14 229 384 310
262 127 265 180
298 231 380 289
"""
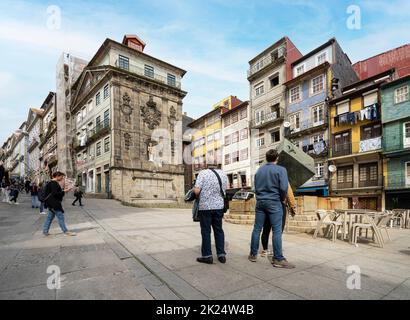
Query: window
289 112 301 131
240 148 248 161
315 162 324 178
96 116 101 129
224 116 231 127
359 163 378 187
336 101 349 115
311 75 324 95
256 137 265 148
167 73 176 87
312 104 324 125
270 74 279 88
224 135 231 146
88 100 93 113
255 84 264 96
77 112 82 124
296 64 305 76
104 110 110 126
337 166 353 188
207 150 214 164
81 107 87 119
207 134 214 142
270 129 280 143
118 55 129 70
289 86 301 103
232 151 239 163
144 65 154 78
311 133 324 144
255 110 265 124
232 131 239 143
224 154 230 165
214 131 221 142
231 112 238 123
96 141 102 157
317 52 327 65
103 85 109 99
361 124 381 140
240 128 248 140
104 137 110 153
333 131 351 156
363 91 378 107
395 85 409 104
404 122 410 147
406 162 410 186
96 92 101 106
240 108 247 120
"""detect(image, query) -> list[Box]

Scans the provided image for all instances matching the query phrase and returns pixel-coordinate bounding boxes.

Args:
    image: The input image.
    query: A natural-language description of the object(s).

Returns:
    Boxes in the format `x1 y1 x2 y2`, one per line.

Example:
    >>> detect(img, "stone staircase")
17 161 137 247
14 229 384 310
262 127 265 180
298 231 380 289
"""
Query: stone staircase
224 199 256 225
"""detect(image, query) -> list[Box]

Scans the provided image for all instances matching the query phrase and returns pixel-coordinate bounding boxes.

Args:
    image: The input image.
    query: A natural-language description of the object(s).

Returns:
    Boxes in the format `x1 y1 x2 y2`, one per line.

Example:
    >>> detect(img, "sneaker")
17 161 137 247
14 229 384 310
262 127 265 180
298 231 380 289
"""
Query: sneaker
260 250 268 257
72 203 75 206
272 259 295 269
248 254 257 262
218 256 226 264
196 257 213 264
43 232 50 237
64 231 77 236
40 212 47 215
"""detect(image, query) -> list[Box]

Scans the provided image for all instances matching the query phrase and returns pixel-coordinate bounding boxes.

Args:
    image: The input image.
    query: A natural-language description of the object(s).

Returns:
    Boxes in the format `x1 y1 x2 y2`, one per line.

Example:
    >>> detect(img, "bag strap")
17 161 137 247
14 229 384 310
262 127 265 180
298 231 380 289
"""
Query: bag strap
210 169 225 198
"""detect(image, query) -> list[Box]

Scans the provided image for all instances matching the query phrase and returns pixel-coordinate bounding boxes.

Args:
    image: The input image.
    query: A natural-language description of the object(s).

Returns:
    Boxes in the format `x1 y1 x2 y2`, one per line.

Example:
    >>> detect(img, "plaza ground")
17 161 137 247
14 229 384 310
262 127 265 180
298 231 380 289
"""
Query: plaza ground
0 194 409 300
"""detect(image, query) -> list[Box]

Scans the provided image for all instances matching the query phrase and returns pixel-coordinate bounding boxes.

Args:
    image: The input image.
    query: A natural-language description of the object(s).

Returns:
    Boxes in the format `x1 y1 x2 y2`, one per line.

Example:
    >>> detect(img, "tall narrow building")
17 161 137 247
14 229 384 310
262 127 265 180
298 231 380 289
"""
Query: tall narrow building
70 35 187 204
247 37 302 183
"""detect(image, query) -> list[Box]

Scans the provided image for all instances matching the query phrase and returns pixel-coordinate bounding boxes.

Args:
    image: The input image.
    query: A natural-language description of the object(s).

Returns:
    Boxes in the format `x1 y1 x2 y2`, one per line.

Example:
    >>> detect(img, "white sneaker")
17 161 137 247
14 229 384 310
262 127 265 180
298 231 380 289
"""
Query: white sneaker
40 212 47 215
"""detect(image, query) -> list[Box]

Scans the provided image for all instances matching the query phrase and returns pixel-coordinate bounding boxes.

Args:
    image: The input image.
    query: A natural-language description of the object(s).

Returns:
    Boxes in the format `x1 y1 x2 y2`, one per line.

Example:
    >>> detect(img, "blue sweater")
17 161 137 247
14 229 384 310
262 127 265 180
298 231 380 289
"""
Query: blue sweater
254 163 288 202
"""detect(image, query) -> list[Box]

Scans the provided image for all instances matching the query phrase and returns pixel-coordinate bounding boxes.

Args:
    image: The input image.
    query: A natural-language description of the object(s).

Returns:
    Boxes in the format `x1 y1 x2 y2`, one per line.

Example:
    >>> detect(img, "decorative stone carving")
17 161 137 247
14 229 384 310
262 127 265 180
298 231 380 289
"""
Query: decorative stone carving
120 92 133 123
140 96 161 130
124 133 131 150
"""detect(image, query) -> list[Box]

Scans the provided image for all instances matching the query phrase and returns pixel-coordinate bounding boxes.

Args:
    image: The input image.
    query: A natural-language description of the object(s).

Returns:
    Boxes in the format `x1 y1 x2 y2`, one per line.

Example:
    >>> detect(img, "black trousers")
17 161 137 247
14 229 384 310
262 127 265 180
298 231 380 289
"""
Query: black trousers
261 203 287 250
72 197 82 206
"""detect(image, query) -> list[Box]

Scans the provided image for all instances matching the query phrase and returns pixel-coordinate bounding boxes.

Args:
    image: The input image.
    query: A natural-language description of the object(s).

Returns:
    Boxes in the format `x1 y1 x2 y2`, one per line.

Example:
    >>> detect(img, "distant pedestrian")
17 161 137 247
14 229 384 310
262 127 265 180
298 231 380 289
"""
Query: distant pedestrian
30 182 39 208
24 179 31 194
194 164 228 264
9 186 19 204
249 149 295 269
1 182 9 203
72 185 84 206
42 171 76 237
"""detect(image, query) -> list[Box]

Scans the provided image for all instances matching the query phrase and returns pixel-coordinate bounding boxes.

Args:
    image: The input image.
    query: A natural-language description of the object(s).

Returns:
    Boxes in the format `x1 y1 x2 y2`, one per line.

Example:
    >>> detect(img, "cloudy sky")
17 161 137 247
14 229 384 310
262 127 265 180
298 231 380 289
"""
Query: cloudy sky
1 0 410 143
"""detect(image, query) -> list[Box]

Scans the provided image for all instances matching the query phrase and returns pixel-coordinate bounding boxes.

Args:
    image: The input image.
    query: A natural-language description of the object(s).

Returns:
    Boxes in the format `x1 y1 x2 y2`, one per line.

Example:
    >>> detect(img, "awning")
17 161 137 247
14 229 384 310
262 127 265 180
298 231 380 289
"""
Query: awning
296 186 329 196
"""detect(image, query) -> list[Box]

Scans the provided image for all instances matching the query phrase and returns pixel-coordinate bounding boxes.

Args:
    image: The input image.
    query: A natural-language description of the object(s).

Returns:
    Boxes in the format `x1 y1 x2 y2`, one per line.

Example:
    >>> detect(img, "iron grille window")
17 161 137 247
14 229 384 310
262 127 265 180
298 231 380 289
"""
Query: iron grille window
96 92 101 106
103 84 109 99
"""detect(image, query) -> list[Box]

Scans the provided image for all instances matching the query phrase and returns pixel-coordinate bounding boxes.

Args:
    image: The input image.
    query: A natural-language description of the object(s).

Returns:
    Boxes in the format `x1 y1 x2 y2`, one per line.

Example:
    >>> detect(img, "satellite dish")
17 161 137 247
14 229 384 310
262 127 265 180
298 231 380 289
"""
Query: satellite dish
328 165 337 173
284 121 291 128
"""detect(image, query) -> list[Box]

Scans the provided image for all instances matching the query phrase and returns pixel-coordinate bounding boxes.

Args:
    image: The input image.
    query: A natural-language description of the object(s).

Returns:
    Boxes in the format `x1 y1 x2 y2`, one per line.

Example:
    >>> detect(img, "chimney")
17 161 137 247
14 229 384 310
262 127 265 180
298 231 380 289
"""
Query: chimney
122 35 146 53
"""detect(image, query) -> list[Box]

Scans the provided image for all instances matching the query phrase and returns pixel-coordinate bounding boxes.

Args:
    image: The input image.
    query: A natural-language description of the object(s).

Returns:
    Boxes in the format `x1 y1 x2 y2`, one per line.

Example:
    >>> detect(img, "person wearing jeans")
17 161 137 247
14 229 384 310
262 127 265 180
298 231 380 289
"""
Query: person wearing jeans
31 182 39 208
194 164 228 264
249 149 295 269
42 171 76 236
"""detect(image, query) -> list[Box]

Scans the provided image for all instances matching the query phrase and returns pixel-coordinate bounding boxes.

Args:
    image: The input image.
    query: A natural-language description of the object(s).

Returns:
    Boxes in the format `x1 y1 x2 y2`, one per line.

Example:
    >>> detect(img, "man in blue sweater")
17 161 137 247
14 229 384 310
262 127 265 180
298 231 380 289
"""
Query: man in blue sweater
249 149 295 269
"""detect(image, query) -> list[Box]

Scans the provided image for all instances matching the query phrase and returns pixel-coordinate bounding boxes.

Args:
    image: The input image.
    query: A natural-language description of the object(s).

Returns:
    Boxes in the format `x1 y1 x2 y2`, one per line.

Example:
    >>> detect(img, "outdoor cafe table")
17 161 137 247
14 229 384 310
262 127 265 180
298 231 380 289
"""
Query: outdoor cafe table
334 209 380 243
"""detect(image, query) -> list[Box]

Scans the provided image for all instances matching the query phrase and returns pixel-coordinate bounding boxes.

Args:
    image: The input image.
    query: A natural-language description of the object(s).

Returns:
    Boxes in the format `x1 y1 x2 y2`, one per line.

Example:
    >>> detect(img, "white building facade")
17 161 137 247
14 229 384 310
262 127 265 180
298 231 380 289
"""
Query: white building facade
221 101 251 189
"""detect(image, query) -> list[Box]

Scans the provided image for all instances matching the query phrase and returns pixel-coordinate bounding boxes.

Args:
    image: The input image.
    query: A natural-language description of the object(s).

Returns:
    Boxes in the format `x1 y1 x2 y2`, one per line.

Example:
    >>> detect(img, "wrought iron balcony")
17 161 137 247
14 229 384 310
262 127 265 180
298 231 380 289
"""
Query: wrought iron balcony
284 117 328 138
332 175 383 190
74 119 110 151
114 60 181 89
385 173 410 190
251 108 284 129
330 138 382 158
248 46 286 78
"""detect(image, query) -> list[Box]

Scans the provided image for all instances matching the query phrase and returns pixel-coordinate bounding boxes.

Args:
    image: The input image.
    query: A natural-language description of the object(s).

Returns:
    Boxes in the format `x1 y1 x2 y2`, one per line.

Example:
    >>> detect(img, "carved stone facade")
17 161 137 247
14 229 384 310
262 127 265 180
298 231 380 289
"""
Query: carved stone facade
70 36 187 204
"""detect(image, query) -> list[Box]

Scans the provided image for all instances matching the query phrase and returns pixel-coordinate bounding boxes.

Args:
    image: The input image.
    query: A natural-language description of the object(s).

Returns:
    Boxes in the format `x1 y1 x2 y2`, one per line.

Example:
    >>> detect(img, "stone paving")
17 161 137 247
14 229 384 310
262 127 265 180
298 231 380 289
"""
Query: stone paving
0 195 409 300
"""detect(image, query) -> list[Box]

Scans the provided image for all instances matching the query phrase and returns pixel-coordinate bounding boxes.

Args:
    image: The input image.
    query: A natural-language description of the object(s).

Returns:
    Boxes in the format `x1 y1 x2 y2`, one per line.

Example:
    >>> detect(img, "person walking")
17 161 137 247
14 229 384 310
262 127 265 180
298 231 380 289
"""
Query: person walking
71 185 83 206
30 182 39 209
249 149 295 269
24 179 31 194
194 164 228 264
260 184 297 257
9 185 19 204
42 171 76 237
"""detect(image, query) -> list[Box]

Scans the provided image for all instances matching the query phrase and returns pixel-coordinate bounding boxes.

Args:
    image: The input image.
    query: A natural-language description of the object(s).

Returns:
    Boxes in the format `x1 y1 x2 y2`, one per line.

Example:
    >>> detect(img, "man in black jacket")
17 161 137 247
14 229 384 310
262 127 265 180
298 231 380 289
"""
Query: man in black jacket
42 171 76 236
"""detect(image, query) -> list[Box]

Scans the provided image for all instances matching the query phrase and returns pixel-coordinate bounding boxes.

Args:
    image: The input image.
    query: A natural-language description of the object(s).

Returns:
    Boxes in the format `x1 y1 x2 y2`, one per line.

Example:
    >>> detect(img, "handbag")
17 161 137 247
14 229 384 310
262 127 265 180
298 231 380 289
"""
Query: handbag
184 189 196 202
192 199 200 222
210 169 229 213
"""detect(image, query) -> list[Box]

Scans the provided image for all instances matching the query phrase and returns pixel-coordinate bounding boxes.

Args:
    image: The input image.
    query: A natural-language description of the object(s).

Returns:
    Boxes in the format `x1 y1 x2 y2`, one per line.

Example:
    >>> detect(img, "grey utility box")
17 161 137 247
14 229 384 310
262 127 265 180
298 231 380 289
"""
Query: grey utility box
276 138 315 190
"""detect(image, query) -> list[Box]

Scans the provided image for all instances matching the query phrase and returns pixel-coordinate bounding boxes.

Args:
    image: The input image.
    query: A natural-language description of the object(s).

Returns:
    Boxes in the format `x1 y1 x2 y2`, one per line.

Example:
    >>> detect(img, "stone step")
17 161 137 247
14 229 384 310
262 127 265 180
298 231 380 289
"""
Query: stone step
287 220 318 228
286 225 315 234
224 218 254 225
225 214 255 221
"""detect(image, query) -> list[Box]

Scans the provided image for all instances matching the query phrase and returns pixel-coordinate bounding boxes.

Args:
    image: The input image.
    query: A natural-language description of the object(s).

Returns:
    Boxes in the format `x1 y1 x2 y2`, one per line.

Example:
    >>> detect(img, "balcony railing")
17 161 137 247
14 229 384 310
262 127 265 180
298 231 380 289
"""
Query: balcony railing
74 119 110 150
300 140 329 158
251 108 284 129
248 46 286 78
333 175 383 190
284 117 328 137
330 138 382 158
385 173 410 190
115 60 181 89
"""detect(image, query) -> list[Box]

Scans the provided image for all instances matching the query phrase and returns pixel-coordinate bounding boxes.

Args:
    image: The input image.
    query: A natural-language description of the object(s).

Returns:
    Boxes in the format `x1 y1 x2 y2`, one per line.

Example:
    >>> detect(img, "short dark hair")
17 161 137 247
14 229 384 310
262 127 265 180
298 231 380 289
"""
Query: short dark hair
52 171 66 178
266 149 279 163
